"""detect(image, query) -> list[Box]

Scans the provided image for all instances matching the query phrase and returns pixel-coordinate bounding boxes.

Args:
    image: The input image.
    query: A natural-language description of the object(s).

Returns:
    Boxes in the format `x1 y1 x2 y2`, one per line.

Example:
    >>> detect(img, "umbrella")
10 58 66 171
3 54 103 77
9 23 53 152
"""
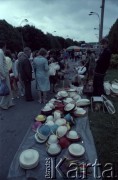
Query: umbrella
66 46 80 51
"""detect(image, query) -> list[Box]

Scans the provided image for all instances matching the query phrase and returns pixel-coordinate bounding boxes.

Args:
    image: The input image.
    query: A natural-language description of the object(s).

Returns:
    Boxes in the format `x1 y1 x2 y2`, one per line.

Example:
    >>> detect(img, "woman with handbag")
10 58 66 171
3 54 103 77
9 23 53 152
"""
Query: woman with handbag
0 41 14 110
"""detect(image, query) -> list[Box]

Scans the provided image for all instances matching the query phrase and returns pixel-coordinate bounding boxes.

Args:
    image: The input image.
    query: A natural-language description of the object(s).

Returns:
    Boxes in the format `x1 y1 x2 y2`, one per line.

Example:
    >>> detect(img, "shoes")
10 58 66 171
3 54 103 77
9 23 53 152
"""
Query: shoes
0 105 8 110
38 99 42 104
8 104 15 108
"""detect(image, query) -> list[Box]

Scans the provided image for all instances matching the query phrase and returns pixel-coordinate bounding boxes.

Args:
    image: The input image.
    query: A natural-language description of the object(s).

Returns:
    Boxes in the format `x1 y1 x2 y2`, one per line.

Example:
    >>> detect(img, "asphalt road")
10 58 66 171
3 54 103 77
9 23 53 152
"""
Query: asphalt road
0 80 55 180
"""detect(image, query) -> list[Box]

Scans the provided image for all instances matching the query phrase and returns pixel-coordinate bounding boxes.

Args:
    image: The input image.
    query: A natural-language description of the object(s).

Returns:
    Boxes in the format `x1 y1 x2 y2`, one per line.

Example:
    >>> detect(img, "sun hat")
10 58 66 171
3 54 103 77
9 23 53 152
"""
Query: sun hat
64 103 75 112
45 121 54 126
57 91 68 98
19 149 39 169
55 118 66 126
50 124 59 134
76 99 90 106
37 125 50 139
56 125 68 138
47 143 61 156
47 135 58 145
35 115 46 122
111 84 118 94
59 137 70 149
74 107 86 116
66 130 80 141
35 133 48 143
68 144 85 157
64 113 72 122
32 121 42 132
46 115 54 122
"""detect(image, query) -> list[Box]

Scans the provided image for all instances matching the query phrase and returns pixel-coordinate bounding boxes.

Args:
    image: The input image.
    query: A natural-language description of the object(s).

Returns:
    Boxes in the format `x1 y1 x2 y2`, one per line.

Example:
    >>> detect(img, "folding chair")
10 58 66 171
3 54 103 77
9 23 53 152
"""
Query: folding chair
91 96 105 112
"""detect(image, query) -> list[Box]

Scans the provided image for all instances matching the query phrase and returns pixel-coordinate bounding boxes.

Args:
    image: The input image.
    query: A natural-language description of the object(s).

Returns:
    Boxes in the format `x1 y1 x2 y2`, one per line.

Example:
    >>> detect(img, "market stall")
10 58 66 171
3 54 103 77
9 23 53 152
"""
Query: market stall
8 89 101 180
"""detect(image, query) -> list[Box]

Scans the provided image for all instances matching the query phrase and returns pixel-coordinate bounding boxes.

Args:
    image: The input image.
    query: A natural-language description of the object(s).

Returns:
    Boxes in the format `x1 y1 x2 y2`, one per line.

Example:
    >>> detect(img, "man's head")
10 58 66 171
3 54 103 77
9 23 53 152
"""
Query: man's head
100 38 109 48
23 47 31 58
0 41 6 52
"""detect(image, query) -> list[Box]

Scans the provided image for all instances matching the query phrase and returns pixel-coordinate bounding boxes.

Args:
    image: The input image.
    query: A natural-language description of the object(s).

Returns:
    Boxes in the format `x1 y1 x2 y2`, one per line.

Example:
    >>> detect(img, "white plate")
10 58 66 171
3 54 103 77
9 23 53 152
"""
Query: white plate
68 144 85 157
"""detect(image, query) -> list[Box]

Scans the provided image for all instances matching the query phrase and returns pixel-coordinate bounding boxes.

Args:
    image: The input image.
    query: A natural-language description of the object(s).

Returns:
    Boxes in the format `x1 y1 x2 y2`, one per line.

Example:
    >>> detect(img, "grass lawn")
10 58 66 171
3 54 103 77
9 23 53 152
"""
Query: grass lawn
89 69 118 174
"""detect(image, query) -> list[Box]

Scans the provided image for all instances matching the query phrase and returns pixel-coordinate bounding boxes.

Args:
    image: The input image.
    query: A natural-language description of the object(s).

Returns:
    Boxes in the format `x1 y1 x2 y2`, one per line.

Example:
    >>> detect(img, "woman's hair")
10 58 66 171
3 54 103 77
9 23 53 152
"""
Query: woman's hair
0 40 6 49
39 48 47 56
5 49 12 58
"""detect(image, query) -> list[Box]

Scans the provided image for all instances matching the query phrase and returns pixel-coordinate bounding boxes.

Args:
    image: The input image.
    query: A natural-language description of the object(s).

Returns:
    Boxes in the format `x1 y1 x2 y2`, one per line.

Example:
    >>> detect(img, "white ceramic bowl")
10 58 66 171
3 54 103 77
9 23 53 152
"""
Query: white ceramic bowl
68 144 85 157
19 149 39 169
47 135 58 145
47 143 61 155
55 118 66 126
56 125 68 138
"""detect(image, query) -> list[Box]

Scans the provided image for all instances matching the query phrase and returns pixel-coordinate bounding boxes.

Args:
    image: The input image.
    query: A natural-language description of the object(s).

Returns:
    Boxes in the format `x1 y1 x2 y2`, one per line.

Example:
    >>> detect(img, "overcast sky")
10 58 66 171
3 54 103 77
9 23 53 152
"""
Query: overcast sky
0 0 118 42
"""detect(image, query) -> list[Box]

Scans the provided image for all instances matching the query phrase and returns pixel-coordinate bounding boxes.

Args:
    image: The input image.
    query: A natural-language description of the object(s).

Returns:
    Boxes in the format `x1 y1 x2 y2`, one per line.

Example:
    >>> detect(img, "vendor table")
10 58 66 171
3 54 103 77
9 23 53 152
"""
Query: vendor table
7 113 101 180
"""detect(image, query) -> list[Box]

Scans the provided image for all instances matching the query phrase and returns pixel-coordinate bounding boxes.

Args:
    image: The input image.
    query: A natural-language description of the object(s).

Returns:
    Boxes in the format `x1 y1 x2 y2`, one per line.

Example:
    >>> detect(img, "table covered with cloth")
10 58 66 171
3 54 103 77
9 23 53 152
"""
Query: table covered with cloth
7 113 102 180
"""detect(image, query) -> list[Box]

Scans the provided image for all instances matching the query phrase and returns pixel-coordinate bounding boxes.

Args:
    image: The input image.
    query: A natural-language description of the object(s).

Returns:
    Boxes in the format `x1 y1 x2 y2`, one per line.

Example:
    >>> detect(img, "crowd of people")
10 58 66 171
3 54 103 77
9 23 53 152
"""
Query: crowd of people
0 38 111 110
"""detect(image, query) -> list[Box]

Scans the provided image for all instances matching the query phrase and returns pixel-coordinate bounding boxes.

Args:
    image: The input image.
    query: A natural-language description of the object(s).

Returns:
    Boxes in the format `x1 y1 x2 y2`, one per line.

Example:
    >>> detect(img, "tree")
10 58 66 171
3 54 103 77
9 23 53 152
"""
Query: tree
108 19 118 53
0 20 22 52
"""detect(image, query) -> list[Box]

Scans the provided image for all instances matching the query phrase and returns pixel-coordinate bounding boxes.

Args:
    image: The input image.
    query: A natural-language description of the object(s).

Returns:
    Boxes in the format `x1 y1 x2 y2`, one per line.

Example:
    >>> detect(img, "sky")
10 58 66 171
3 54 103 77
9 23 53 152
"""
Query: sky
0 0 118 43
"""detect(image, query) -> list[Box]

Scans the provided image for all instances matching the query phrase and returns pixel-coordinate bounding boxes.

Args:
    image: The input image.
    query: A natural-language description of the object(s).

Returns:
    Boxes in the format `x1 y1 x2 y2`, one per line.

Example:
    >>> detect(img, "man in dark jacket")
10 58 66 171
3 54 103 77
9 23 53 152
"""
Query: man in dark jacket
93 38 112 96
18 47 33 101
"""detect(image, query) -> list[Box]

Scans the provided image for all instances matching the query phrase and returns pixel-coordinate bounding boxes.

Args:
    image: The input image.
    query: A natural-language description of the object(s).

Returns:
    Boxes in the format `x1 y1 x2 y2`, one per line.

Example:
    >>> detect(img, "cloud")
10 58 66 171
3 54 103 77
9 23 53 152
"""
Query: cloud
0 0 117 42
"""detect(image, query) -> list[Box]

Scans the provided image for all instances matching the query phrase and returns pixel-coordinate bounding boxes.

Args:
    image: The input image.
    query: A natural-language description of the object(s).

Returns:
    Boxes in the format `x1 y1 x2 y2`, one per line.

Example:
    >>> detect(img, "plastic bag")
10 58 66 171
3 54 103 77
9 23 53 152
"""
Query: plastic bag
0 80 10 96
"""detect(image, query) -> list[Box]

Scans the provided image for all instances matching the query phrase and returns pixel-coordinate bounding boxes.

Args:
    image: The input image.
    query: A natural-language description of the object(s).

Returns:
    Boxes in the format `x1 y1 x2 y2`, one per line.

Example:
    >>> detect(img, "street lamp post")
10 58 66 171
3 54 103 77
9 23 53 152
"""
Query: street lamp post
20 19 28 50
89 12 101 43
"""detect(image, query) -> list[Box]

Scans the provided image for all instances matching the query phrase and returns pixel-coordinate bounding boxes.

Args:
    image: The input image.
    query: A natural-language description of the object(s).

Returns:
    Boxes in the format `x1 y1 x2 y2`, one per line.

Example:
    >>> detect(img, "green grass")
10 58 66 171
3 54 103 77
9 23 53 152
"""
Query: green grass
89 69 118 166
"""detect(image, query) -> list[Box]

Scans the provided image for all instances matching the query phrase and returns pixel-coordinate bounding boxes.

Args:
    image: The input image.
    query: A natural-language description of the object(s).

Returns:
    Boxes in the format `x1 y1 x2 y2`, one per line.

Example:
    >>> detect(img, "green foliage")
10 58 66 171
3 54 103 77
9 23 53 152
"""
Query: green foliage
0 20 78 52
108 19 118 54
0 20 22 52
110 54 118 69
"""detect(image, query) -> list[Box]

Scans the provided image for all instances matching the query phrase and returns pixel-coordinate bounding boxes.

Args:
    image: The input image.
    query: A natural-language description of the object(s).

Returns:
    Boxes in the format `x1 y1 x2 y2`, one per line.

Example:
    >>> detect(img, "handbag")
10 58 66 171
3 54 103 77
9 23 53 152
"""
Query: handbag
0 80 10 96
